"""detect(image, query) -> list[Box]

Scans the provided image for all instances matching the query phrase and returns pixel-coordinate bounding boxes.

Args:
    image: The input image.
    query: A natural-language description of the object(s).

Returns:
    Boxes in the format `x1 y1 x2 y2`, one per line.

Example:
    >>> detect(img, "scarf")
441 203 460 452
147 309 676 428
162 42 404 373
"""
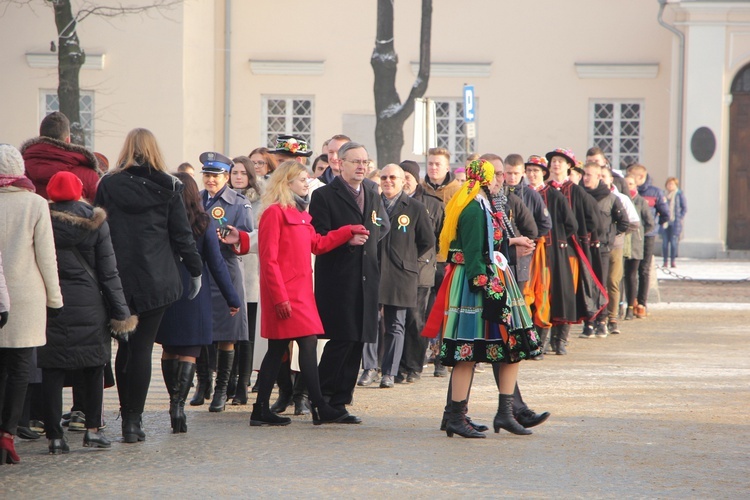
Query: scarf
667 190 676 223
382 192 400 216
0 174 36 192
439 160 494 260
293 193 310 212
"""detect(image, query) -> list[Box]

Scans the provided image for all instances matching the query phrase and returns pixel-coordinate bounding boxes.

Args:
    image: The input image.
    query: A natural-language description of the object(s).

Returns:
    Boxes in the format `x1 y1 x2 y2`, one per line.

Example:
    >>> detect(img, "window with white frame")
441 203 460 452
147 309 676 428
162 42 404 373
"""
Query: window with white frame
590 100 643 169
262 97 313 149
40 90 95 149
434 99 476 165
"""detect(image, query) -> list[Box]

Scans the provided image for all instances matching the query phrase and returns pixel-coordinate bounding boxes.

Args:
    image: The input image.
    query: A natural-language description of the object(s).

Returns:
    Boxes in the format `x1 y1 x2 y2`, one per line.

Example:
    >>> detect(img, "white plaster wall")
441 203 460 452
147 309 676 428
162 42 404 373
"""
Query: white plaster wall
682 25 728 255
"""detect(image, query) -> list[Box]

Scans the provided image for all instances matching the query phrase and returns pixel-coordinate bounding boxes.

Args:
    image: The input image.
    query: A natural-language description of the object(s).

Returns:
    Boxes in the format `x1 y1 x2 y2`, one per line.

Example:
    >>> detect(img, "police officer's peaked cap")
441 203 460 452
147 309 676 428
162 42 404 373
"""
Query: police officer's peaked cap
199 151 233 174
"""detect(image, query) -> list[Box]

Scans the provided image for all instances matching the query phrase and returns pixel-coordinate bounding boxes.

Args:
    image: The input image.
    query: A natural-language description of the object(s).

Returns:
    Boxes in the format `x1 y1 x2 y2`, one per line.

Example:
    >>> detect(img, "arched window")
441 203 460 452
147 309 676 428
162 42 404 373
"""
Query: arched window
731 64 750 93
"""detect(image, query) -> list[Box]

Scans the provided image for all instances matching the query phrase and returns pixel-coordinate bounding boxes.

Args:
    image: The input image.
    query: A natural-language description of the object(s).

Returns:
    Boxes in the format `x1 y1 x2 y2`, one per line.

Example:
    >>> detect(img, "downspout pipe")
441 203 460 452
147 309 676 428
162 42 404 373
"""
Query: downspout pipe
223 0 231 154
657 0 685 182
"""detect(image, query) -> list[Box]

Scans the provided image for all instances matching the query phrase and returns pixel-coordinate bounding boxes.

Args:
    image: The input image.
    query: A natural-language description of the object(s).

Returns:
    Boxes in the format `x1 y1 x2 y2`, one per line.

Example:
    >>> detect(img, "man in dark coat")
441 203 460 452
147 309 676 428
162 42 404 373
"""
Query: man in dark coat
20 111 102 202
391 160 444 384
581 162 629 338
360 164 434 388
310 141 389 423
545 148 604 354
627 164 670 317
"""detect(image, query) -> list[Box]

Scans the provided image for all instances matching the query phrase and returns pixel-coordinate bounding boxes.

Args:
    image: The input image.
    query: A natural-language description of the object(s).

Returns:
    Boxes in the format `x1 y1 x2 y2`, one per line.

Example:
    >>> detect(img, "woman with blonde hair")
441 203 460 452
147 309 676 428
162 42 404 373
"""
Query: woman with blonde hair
250 161 369 426
95 128 203 443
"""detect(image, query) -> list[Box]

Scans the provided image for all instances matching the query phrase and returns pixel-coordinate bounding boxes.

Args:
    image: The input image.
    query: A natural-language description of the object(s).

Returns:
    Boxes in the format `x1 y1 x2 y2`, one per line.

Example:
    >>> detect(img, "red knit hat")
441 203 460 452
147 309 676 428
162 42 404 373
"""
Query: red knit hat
47 171 83 202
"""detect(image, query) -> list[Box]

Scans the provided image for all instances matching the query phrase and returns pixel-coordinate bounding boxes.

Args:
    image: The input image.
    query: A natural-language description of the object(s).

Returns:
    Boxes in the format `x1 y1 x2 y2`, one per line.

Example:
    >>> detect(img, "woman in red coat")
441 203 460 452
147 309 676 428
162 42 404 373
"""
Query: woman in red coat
250 160 369 426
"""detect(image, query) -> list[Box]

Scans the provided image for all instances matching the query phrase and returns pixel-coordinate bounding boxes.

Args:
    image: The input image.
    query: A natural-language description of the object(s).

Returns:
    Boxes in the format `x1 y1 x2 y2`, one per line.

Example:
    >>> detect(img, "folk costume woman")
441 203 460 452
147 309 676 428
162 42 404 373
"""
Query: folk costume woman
424 160 541 439
250 161 369 426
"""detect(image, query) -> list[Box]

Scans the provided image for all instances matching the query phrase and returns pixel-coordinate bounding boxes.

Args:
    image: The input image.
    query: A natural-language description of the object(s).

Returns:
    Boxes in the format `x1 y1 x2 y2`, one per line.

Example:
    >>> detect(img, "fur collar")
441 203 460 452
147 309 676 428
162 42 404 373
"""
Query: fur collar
50 206 107 231
20 136 100 172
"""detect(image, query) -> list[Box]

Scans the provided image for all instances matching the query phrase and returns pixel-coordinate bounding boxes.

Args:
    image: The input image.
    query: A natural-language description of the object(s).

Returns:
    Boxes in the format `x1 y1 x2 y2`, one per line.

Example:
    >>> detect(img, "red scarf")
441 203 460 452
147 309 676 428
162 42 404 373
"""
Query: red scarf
0 174 36 192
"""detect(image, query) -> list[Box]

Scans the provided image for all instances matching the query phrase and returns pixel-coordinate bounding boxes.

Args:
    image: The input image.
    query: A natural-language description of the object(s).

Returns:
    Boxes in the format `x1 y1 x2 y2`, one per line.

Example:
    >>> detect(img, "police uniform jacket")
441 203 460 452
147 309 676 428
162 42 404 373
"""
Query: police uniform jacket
201 185 253 342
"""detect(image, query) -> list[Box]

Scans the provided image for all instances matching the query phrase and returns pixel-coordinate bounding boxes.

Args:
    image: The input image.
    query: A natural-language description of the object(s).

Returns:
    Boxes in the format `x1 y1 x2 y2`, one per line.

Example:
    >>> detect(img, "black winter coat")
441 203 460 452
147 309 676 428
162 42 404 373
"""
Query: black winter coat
504 189 538 284
311 177 389 343
94 165 203 314
378 191 435 308
411 185 444 288
38 202 135 369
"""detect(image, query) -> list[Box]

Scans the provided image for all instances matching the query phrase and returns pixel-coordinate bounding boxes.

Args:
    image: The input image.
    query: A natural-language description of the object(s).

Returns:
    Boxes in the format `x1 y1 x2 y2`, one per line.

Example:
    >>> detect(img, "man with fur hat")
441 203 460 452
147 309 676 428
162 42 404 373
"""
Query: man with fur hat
20 112 102 202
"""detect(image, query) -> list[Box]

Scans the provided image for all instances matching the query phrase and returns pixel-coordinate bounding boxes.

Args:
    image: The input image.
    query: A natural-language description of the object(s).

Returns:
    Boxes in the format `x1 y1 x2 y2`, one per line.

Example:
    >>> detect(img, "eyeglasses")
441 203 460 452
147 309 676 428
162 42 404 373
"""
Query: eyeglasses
252 161 267 166
380 175 403 181
343 159 371 167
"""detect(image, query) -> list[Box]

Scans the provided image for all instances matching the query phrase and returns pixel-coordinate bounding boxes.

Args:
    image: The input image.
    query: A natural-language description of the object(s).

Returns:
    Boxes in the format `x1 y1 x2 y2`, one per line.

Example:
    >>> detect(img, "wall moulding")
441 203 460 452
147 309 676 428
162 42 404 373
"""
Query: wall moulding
249 60 325 76
575 63 660 79
26 53 105 70
409 62 492 78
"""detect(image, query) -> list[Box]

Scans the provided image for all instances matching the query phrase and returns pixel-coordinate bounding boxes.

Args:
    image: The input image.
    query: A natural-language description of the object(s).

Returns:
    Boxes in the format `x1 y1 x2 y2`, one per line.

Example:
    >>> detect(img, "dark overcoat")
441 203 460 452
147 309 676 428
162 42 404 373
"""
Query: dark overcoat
310 176 389 343
378 191 435 308
38 202 132 369
411 186 444 288
538 185 579 324
156 229 241 347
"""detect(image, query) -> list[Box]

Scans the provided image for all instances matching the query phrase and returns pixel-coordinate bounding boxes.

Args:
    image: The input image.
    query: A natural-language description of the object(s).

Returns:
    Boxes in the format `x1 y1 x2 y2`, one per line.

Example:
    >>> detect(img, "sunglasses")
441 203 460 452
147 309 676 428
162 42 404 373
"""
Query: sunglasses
380 175 403 181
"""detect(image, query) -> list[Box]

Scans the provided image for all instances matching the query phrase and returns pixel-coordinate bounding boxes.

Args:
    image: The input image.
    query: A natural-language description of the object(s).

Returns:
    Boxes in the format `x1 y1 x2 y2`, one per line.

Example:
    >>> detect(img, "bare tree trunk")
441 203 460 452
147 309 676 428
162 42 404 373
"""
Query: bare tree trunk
53 0 86 145
371 0 432 166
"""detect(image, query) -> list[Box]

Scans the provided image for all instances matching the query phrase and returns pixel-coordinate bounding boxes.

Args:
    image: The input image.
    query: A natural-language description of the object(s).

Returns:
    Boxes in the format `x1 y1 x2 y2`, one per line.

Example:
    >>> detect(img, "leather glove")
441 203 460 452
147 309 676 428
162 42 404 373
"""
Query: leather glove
46 306 64 319
187 275 202 300
0 311 7 328
350 224 370 236
275 301 292 320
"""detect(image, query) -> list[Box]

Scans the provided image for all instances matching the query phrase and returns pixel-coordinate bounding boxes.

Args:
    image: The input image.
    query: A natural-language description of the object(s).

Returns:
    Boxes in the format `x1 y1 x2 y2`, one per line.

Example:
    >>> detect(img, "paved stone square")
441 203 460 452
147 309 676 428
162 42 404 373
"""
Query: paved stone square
2 282 749 498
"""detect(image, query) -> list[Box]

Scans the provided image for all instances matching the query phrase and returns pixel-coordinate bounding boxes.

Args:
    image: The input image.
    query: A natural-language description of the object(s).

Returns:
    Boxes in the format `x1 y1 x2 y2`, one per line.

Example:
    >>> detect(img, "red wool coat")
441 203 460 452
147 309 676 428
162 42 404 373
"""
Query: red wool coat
259 203 354 340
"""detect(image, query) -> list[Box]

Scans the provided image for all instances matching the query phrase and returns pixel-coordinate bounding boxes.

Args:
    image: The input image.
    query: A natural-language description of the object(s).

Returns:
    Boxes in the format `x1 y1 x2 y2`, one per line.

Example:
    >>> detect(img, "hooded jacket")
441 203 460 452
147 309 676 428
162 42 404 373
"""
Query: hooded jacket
38 201 136 369
20 136 102 202
637 174 670 237
94 165 203 313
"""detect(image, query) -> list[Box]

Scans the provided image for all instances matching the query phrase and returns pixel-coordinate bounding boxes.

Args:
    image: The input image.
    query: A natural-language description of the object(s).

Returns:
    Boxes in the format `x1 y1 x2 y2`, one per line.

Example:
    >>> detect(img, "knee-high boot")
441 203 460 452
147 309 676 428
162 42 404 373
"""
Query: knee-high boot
232 340 252 406
209 350 234 412
174 361 196 433
160 359 179 431
539 328 551 355
556 324 570 355
190 350 213 406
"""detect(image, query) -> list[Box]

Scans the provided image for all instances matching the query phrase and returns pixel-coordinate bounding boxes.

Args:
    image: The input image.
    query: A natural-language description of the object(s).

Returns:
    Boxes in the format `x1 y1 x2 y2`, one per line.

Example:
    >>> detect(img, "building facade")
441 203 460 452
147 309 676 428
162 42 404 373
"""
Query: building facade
1 0 749 256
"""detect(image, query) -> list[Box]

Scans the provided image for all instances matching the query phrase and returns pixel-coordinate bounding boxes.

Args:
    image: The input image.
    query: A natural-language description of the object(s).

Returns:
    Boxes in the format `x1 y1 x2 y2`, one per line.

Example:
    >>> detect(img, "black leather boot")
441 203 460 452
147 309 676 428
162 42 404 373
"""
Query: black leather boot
493 395 532 435
121 411 146 443
161 359 179 431
311 403 349 425
514 407 551 428
231 340 252 405
83 429 111 448
174 361 196 433
440 403 489 432
270 361 294 414
209 350 235 412
190 355 209 407
249 402 292 426
445 400 485 438
292 373 311 415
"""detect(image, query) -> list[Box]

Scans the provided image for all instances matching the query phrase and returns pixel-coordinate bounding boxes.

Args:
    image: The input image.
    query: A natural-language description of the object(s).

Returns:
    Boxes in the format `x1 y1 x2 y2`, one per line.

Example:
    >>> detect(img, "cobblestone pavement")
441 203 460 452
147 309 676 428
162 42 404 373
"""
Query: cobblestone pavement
3 285 749 498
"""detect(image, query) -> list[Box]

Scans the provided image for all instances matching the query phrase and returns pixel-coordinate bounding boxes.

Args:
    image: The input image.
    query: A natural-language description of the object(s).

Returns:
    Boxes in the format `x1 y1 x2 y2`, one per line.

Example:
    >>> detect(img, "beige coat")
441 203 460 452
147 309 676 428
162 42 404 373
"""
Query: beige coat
0 250 9 313
0 187 63 348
